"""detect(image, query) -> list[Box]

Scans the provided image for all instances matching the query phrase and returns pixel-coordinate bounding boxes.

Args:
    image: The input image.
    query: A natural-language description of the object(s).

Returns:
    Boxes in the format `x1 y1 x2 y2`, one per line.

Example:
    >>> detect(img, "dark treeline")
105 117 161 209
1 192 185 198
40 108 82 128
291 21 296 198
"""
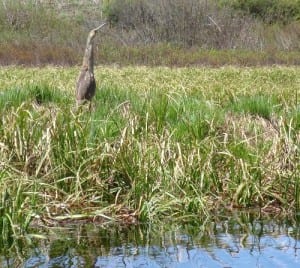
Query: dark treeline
0 0 299 66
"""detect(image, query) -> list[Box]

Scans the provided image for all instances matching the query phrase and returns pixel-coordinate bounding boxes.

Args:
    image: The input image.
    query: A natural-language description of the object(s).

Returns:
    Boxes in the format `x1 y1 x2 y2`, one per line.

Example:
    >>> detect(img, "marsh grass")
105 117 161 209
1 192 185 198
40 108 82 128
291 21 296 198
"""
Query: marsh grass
289 106 300 131
0 66 299 247
0 83 71 112
229 94 279 120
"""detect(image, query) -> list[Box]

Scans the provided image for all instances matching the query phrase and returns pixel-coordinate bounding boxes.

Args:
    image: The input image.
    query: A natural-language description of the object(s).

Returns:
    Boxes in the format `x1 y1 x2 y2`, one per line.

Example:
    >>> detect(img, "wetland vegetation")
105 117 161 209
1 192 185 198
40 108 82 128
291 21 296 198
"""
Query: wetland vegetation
0 66 299 244
0 0 299 264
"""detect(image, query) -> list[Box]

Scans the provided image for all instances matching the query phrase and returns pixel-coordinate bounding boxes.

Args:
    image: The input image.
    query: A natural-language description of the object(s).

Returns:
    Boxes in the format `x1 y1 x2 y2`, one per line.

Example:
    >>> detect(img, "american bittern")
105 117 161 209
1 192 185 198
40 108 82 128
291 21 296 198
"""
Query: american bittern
75 22 107 107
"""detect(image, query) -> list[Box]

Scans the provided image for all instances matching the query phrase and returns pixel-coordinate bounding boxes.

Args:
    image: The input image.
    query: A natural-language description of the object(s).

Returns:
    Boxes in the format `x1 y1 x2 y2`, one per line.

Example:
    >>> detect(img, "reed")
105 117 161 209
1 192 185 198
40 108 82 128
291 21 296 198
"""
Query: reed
0 66 299 238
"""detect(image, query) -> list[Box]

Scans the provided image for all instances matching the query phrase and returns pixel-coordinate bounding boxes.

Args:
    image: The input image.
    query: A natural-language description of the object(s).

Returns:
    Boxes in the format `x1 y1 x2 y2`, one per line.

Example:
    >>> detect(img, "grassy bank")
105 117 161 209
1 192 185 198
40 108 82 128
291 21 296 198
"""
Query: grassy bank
0 66 299 245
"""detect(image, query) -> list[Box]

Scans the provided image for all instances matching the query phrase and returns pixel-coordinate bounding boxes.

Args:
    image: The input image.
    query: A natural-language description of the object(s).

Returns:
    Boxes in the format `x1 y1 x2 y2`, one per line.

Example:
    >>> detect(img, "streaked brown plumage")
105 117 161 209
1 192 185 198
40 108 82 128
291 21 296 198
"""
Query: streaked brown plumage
76 23 107 106
76 66 96 103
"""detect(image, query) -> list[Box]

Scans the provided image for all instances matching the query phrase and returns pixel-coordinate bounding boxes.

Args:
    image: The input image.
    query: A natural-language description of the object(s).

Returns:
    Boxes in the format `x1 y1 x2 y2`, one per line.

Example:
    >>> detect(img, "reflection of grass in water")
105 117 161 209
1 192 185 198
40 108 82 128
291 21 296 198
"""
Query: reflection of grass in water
6 212 300 266
0 66 299 250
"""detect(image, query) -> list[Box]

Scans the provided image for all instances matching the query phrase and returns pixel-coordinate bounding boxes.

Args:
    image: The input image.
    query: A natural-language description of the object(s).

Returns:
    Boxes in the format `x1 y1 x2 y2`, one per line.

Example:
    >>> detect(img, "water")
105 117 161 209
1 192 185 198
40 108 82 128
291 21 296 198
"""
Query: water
2 214 300 268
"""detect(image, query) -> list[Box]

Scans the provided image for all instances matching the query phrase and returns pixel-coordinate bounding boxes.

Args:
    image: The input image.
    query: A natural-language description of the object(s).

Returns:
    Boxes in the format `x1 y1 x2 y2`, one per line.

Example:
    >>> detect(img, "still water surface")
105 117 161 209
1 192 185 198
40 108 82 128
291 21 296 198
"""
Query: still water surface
3 214 300 267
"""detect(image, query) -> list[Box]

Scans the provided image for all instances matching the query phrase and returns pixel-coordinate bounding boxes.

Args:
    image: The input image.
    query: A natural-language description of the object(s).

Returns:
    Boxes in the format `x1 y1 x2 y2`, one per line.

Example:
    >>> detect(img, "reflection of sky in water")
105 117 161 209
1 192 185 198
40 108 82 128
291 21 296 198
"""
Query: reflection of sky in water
3 220 300 268
92 240 300 268
20 237 300 268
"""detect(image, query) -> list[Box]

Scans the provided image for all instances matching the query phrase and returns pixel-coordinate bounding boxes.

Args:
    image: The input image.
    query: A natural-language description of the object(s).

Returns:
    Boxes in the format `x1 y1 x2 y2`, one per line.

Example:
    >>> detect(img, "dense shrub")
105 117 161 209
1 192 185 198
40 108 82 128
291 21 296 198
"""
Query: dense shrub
103 0 261 48
0 0 299 65
0 1 86 45
221 0 300 24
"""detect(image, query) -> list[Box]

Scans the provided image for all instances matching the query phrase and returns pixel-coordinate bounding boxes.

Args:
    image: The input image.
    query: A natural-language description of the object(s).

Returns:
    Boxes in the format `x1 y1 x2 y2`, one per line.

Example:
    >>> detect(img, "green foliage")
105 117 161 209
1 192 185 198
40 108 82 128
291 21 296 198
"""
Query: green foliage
290 106 300 131
230 94 279 119
102 0 123 26
0 175 34 251
222 0 300 23
0 84 71 112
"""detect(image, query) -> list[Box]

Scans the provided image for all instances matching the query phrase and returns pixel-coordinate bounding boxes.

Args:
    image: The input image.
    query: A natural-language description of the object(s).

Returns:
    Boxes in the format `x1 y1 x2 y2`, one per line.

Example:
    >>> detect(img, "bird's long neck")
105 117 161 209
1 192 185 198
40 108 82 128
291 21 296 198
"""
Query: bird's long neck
81 23 106 73
82 32 95 73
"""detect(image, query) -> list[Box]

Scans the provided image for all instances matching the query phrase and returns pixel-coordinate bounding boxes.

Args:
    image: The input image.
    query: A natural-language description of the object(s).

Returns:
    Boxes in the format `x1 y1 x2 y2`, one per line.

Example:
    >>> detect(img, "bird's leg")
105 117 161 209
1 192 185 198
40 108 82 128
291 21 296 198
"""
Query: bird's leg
88 101 92 112
88 100 96 112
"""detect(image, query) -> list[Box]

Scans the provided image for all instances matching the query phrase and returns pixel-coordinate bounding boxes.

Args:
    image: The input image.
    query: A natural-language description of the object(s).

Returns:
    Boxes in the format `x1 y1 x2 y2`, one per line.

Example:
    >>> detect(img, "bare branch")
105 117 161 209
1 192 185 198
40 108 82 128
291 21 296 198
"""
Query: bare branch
207 15 222 33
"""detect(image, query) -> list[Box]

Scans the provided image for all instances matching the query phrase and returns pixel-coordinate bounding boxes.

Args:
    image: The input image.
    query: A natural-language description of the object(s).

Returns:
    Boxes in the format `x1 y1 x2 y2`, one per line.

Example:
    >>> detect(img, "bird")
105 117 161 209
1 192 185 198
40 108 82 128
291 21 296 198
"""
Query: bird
75 22 107 108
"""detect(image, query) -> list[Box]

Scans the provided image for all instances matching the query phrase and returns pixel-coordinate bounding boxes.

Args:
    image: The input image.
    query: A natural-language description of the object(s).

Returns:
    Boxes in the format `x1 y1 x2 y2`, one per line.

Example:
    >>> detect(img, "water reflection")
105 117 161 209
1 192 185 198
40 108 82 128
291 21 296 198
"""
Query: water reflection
2 213 300 267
